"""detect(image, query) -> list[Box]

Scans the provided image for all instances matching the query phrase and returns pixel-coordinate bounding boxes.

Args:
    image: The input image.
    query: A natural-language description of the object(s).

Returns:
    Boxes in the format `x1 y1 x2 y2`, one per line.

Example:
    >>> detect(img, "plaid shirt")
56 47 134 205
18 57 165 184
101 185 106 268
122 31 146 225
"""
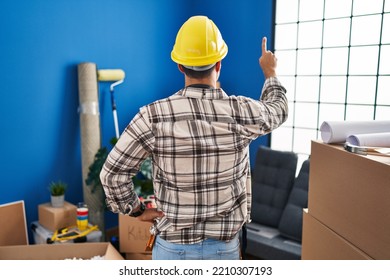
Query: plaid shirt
100 77 288 244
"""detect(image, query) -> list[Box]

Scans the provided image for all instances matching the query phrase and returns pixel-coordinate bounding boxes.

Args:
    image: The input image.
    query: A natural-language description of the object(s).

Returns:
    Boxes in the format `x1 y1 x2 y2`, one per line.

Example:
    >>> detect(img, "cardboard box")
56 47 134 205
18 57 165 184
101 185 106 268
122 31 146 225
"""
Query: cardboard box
0 242 123 260
119 214 152 253
31 221 102 244
0 201 28 246
38 201 77 231
125 252 152 260
308 141 390 259
301 209 372 260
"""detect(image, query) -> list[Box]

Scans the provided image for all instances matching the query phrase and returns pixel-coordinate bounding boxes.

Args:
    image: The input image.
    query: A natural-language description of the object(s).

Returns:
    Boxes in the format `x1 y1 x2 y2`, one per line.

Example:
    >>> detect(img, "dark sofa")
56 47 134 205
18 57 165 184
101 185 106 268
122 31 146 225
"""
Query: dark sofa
245 146 310 260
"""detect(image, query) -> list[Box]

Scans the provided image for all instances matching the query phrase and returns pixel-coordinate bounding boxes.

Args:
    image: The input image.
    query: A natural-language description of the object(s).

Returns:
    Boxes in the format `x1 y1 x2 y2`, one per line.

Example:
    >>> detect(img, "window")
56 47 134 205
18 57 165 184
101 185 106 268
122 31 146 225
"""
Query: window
272 0 390 165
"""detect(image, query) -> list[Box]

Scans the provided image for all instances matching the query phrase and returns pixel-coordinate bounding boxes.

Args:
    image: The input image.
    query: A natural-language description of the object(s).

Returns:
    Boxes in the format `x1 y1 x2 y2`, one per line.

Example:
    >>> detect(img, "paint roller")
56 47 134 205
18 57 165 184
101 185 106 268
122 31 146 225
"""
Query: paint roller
97 69 125 139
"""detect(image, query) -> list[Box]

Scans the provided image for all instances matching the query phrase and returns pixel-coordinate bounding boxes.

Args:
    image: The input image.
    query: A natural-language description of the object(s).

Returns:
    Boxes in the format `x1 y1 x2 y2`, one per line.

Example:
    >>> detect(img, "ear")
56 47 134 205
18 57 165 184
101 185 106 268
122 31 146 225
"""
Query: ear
178 64 185 73
215 61 221 72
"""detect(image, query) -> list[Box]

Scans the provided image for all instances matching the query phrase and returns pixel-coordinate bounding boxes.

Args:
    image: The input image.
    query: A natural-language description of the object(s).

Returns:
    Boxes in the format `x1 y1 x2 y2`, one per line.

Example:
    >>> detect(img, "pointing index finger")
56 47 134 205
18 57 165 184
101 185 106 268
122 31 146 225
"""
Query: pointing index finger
262 37 267 54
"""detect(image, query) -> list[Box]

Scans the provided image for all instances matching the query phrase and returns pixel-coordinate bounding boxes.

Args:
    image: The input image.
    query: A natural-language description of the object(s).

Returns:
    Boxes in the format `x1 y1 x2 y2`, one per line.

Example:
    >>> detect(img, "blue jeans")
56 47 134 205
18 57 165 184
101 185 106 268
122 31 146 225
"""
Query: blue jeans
152 234 240 260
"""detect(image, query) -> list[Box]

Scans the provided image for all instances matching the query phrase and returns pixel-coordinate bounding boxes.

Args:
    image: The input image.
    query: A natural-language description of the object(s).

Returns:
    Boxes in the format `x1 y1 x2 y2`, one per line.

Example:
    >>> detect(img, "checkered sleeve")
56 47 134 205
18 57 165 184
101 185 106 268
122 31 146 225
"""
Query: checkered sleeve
233 76 288 137
100 107 154 215
258 76 288 133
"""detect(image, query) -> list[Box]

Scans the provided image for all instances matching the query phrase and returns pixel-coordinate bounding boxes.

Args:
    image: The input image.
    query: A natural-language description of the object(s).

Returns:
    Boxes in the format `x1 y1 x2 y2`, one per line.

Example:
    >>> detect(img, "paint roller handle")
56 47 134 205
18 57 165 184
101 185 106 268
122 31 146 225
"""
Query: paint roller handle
113 109 120 139
110 91 120 138
111 91 117 110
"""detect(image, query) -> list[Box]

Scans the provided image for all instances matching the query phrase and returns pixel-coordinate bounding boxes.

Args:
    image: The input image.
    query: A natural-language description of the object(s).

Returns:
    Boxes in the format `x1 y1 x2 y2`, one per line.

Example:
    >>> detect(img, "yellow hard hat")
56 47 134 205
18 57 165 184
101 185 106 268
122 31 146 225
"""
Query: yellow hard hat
171 16 228 68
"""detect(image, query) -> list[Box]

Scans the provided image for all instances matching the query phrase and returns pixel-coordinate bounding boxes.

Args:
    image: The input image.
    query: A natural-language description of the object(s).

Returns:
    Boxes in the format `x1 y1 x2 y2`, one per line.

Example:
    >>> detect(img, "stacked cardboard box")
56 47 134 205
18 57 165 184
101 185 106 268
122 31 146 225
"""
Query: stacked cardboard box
302 141 390 260
302 209 372 260
38 201 77 231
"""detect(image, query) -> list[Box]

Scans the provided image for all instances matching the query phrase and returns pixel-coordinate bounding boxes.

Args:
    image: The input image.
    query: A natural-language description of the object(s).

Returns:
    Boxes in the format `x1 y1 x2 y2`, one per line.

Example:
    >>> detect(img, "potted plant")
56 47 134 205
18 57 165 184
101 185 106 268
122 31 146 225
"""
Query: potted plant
85 138 154 207
49 180 67 208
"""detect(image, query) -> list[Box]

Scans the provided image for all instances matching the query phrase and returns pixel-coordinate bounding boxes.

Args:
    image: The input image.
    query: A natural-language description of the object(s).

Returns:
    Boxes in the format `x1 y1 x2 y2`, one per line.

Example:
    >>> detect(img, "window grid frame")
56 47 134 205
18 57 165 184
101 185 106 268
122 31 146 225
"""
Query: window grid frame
272 0 390 158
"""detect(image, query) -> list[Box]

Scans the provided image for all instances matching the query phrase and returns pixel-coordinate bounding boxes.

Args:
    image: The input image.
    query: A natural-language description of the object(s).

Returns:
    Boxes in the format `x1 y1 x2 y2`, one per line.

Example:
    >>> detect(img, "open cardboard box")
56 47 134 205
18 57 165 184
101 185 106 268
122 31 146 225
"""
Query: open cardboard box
0 201 29 246
0 242 123 260
0 200 123 260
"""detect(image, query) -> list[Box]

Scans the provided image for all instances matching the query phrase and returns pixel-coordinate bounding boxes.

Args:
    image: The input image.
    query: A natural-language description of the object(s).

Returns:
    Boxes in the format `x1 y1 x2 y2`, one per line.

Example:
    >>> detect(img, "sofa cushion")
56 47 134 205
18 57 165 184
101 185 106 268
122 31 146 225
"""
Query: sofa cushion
251 146 298 227
278 159 310 242
246 222 302 260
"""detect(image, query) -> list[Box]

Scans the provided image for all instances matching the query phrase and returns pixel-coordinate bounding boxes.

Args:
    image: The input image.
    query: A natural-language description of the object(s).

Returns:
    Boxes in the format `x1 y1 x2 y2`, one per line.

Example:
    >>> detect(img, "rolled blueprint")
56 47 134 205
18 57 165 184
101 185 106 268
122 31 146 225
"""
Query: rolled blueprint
77 62 104 237
320 120 390 144
346 132 390 147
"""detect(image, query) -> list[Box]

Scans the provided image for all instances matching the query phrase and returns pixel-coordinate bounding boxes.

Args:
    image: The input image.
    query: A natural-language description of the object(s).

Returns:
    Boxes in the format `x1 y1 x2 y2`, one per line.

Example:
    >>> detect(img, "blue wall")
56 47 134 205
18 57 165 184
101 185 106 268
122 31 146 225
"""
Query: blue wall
0 0 274 243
